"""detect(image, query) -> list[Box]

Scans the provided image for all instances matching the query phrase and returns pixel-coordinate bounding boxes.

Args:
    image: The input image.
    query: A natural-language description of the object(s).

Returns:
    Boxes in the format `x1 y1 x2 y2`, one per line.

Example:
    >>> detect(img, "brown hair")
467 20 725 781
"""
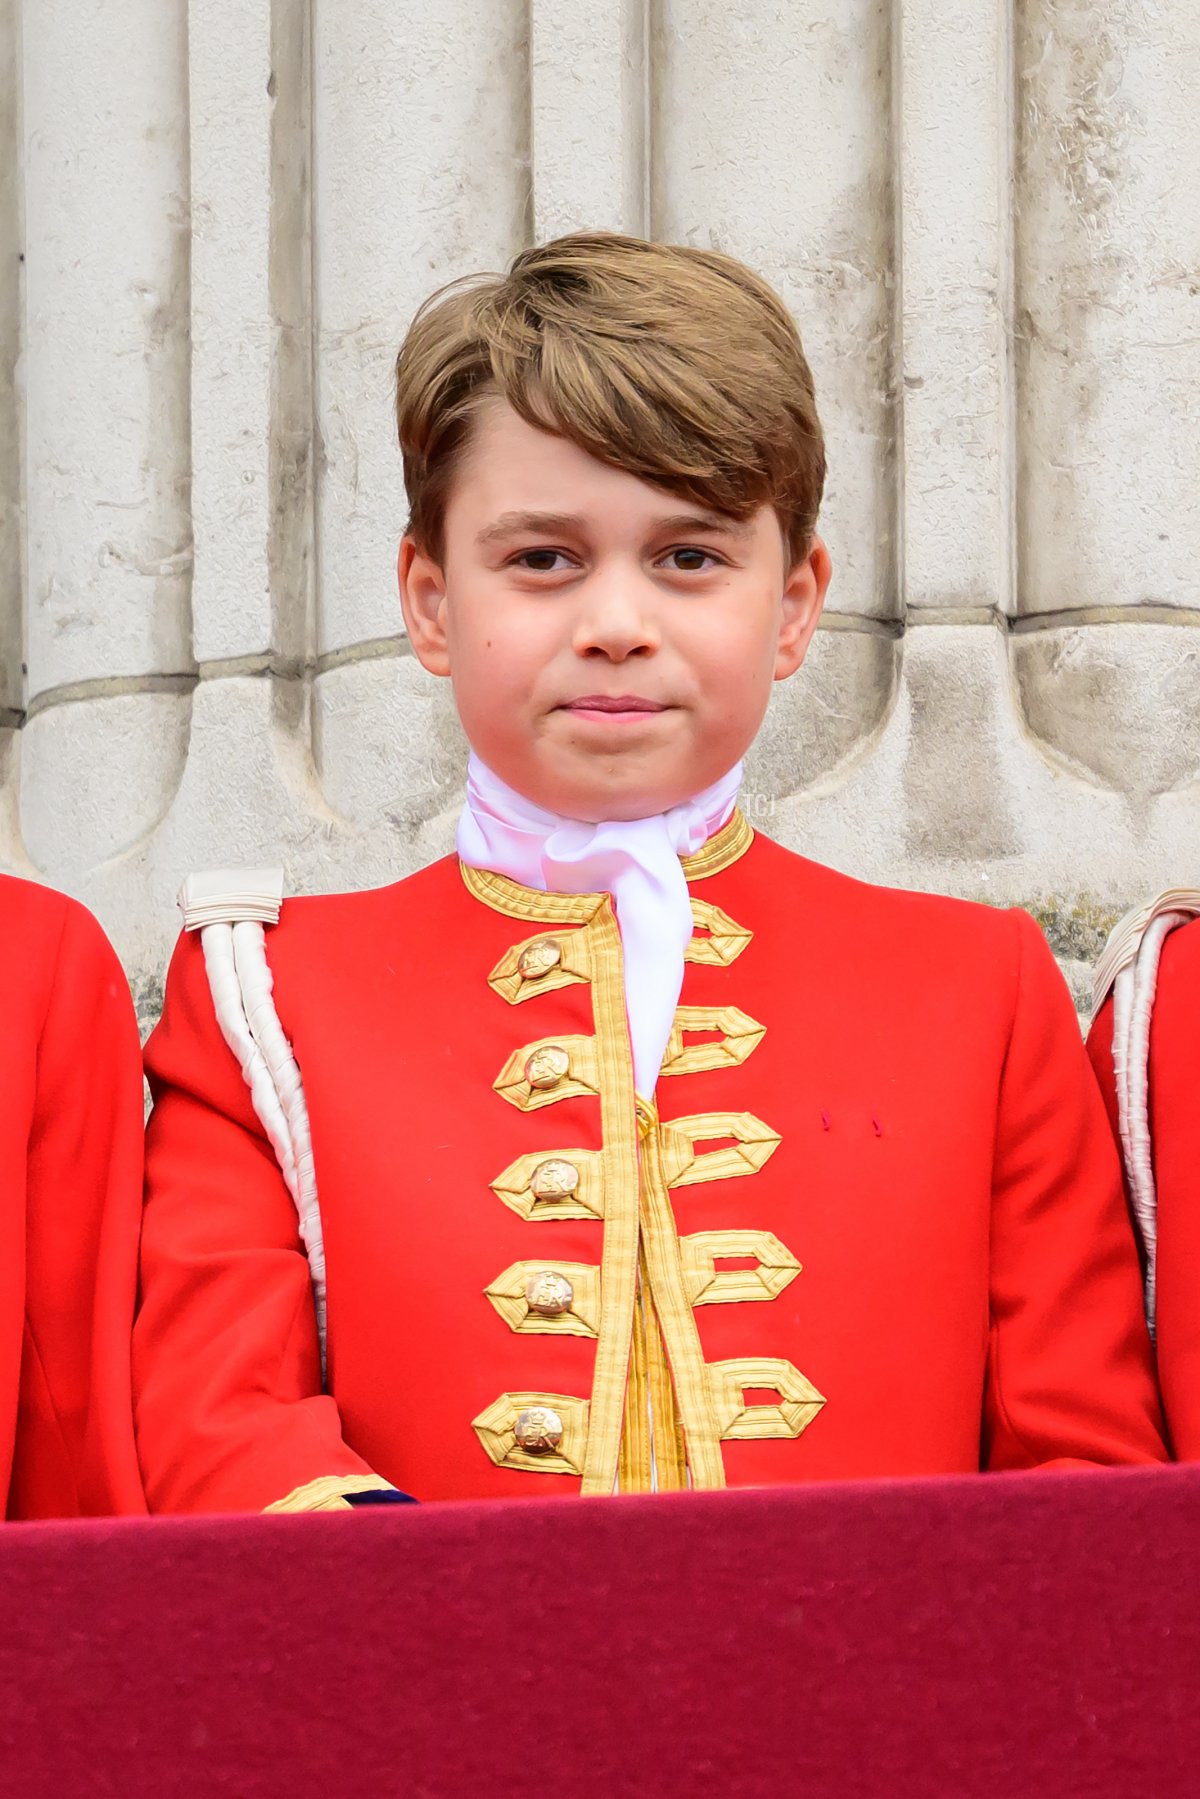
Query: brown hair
394 232 826 566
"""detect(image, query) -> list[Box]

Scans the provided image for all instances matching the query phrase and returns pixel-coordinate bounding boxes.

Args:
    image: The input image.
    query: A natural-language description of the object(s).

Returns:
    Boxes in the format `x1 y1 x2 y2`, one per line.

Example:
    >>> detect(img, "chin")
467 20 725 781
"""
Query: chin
485 742 711 822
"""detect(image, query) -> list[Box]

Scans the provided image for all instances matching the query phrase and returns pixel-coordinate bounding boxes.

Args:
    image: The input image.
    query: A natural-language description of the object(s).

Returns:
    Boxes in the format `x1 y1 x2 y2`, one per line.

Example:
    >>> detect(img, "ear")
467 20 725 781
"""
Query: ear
398 536 452 677
774 535 832 681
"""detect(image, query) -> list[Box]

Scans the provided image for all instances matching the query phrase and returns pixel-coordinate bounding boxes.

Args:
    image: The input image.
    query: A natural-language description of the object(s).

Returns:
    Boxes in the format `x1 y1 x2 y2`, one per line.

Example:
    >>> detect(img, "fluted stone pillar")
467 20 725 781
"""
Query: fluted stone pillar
0 0 1198 1023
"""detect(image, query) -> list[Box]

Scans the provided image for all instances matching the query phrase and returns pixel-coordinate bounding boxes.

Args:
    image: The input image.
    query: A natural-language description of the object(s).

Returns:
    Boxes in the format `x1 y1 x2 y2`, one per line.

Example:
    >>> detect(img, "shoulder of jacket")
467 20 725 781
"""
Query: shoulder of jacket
765 841 1021 942
0 870 72 931
176 857 457 938
745 850 1044 1025
1093 888 1200 1012
0 874 124 972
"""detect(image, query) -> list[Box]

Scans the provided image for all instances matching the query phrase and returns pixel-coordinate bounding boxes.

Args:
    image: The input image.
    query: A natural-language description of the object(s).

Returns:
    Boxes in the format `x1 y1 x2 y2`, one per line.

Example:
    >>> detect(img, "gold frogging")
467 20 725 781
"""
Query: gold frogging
464 830 825 1492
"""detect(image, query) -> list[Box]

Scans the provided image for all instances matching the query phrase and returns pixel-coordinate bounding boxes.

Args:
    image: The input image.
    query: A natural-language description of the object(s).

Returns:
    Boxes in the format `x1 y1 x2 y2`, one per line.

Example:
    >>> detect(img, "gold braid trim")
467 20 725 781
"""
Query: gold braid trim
578 901 643 1495
459 865 604 922
636 1099 727 1490
643 1277 688 1490
679 809 753 880
263 1475 399 1514
619 1264 652 1492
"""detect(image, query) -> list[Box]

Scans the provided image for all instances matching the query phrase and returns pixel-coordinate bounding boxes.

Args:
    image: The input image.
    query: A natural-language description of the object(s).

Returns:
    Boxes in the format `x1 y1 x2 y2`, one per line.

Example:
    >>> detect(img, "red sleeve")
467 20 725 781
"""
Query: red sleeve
133 927 384 1513
1084 993 1121 1148
1134 928 1200 1459
983 912 1166 1470
1086 944 1200 1461
9 900 146 1519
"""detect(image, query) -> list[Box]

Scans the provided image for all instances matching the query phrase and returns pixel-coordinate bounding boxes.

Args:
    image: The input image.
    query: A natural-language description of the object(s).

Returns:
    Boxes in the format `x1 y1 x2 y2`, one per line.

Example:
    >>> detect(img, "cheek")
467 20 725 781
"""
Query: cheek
447 610 544 728
695 611 778 686
447 598 500 675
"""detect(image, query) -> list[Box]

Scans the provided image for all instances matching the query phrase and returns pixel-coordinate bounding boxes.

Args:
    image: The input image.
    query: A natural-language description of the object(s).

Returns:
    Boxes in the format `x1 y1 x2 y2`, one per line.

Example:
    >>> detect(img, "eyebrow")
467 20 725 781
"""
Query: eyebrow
476 511 588 545
475 508 754 546
654 512 755 539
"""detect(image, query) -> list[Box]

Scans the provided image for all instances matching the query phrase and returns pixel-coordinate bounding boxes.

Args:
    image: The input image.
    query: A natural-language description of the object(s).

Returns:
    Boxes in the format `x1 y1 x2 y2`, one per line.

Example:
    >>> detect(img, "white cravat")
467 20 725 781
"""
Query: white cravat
457 753 743 1096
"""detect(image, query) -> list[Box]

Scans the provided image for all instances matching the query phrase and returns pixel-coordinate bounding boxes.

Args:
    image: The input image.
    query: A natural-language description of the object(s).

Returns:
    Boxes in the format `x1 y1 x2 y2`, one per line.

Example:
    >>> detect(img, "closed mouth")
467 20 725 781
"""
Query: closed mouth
560 695 669 714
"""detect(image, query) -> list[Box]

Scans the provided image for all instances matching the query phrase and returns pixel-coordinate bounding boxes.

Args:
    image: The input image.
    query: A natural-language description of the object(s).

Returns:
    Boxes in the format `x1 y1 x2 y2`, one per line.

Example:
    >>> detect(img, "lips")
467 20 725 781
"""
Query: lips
560 695 667 713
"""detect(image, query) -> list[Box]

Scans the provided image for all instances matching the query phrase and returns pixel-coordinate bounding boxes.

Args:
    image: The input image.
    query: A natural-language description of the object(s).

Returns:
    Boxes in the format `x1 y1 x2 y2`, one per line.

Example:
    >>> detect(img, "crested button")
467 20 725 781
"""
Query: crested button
524 1270 575 1318
513 1405 564 1454
529 1157 581 1202
517 938 563 981
525 1044 570 1090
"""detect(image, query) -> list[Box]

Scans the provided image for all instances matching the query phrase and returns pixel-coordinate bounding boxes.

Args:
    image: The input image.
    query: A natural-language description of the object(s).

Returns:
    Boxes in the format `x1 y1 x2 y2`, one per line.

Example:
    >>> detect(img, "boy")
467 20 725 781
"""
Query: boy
134 234 1165 1513
0 875 145 1517
1089 894 1200 1458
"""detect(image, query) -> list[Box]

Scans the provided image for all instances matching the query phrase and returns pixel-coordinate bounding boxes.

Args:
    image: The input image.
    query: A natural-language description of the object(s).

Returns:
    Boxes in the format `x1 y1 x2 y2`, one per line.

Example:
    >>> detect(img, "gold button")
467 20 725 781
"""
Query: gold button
524 1270 575 1317
513 1405 564 1454
517 938 563 981
525 1044 570 1090
529 1158 581 1203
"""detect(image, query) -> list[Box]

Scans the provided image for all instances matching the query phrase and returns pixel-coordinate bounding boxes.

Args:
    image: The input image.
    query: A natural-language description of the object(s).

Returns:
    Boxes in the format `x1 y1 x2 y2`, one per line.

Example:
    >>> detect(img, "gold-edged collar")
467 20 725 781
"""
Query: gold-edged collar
459 807 754 922
680 807 753 880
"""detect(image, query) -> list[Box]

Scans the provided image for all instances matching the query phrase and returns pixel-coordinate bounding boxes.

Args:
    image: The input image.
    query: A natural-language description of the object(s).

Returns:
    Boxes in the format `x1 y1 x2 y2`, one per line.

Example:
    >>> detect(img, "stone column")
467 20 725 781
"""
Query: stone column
19 0 193 883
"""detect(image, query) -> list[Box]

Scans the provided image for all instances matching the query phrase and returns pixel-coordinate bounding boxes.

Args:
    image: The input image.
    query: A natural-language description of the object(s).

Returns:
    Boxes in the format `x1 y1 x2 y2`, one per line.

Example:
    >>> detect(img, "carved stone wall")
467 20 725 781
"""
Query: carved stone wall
2 0 1198 1025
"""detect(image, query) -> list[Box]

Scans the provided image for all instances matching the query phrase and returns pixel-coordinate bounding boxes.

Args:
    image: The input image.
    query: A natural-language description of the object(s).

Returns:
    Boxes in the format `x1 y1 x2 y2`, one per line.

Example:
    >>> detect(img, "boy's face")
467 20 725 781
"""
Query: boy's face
399 401 830 822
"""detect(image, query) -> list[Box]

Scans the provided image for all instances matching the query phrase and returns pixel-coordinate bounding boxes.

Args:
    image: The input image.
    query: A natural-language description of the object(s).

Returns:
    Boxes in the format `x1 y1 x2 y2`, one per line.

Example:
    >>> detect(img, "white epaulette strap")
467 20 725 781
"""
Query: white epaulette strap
178 869 328 1375
1093 888 1200 1340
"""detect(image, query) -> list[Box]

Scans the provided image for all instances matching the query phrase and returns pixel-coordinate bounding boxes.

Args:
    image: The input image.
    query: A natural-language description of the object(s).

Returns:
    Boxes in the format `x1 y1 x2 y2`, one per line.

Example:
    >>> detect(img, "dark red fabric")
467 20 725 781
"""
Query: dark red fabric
2 1466 1199 1797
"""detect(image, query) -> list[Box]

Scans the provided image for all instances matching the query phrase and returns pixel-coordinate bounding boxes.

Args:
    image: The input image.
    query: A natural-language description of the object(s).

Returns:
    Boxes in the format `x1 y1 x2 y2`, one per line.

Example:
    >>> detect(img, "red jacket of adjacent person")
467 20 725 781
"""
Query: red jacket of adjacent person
0 875 146 1518
1089 919 1200 1459
134 817 1166 1512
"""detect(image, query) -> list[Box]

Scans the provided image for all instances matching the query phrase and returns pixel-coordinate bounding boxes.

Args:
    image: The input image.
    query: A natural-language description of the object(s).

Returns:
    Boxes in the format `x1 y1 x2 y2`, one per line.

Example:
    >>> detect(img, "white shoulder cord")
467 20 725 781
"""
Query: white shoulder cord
1095 891 1200 1340
180 871 328 1376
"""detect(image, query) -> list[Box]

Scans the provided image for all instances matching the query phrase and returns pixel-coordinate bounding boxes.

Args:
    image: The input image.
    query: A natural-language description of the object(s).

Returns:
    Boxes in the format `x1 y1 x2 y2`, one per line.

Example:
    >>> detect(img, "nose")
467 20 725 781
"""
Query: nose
571 560 661 662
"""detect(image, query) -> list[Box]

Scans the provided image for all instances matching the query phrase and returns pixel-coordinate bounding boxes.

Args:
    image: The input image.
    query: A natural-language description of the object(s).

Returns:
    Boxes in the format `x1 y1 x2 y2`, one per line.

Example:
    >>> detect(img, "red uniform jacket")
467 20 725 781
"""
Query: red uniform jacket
135 818 1165 1512
0 876 145 1517
1089 921 1200 1458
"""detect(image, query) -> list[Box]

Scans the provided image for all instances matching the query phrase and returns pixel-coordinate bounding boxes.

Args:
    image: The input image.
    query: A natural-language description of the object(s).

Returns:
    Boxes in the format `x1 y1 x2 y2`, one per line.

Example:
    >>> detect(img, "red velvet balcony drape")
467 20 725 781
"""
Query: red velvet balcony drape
1 1466 1197 1797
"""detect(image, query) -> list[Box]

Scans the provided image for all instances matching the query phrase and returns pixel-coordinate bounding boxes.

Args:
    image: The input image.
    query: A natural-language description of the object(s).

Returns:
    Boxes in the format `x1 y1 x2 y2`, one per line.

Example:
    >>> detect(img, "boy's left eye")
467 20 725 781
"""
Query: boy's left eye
660 546 721 572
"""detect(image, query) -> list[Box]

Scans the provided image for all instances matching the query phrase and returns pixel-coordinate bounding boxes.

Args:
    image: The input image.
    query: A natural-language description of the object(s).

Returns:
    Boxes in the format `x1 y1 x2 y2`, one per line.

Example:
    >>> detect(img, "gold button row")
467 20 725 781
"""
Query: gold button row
490 940 586 1463
504 946 581 1441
